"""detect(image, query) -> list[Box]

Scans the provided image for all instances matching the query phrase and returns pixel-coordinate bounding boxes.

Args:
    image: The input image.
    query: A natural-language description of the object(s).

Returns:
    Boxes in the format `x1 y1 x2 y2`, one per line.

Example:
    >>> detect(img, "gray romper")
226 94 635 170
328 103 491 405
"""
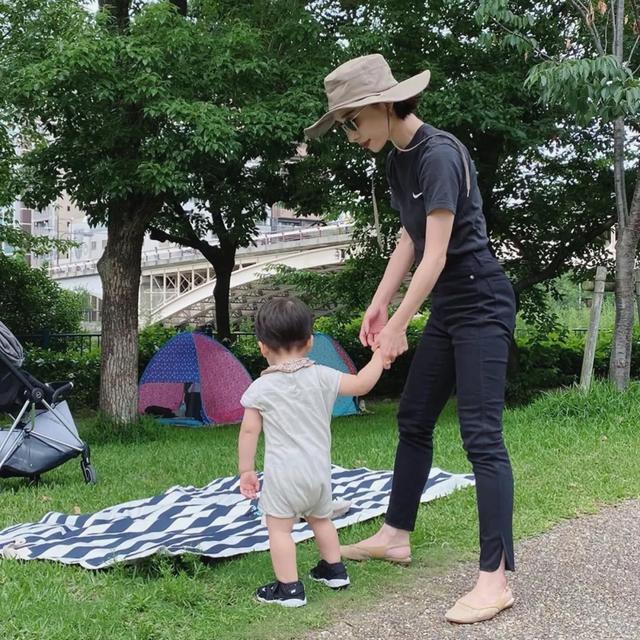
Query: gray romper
240 359 343 519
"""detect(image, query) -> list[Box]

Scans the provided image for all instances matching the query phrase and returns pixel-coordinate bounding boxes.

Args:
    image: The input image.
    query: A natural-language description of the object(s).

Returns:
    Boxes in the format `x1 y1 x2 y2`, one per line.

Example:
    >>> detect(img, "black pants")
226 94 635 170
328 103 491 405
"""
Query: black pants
385 248 516 572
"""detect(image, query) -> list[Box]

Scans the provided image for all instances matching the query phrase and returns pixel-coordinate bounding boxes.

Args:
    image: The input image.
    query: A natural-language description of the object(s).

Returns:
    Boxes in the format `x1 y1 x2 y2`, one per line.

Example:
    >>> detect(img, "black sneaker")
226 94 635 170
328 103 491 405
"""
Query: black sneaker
255 580 307 608
309 559 350 590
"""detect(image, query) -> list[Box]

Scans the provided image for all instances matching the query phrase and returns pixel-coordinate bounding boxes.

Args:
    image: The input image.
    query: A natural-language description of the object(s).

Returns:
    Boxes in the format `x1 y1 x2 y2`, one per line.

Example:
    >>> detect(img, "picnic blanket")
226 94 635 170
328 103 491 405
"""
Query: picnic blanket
0 466 474 569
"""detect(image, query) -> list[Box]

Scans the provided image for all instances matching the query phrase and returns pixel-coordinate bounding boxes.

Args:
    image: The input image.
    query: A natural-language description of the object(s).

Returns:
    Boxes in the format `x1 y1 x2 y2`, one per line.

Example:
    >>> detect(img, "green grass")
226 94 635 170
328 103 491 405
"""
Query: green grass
515 300 617 337
1 381 639 640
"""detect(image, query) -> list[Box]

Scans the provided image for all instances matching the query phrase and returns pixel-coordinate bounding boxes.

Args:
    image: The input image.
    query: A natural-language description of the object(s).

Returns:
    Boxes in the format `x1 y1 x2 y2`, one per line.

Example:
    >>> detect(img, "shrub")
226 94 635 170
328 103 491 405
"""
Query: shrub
23 346 101 411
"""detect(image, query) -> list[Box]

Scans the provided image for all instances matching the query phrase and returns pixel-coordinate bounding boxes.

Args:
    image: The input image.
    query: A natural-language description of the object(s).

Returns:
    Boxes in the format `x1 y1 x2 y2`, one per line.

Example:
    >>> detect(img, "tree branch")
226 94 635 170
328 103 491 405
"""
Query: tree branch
514 215 616 292
569 0 606 55
170 201 204 247
613 0 624 60
148 226 200 250
489 16 554 61
210 209 229 241
626 35 640 68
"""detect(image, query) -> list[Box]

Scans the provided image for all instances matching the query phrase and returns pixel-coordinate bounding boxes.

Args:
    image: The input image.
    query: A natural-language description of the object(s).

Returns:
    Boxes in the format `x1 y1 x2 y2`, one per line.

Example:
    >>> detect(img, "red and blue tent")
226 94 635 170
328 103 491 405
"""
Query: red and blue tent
309 332 360 417
139 332 252 425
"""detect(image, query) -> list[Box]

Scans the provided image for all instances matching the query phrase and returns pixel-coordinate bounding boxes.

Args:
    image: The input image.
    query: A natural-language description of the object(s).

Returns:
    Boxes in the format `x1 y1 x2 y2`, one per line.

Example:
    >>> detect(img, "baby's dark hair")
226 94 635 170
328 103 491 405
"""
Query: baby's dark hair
254 297 313 352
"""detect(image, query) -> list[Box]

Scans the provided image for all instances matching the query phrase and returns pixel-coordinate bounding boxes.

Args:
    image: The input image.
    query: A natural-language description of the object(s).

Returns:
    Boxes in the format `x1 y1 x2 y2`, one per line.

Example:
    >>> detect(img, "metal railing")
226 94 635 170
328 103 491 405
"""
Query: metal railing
48 222 353 278
15 331 262 353
17 332 102 355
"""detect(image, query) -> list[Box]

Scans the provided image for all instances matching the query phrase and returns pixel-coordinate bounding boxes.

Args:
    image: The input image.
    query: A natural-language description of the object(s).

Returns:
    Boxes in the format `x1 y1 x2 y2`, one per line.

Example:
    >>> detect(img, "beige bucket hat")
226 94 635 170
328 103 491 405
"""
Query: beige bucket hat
304 54 430 139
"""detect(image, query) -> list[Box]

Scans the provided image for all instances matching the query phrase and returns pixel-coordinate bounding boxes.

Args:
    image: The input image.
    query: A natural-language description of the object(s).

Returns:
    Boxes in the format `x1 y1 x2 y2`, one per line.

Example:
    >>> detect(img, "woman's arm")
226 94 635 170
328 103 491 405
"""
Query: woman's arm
373 210 454 364
370 229 415 307
360 230 415 348
386 210 453 331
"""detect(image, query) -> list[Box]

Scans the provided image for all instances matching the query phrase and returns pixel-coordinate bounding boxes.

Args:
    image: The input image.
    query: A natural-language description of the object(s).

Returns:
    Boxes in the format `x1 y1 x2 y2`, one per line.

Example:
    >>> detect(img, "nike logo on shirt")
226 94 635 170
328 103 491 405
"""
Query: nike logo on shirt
412 192 423 199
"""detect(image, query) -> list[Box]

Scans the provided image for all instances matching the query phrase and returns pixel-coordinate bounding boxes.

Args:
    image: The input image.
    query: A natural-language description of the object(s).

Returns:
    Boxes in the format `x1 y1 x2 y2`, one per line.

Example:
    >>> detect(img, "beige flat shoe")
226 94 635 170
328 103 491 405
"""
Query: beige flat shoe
445 589 514 624
340 543 412 565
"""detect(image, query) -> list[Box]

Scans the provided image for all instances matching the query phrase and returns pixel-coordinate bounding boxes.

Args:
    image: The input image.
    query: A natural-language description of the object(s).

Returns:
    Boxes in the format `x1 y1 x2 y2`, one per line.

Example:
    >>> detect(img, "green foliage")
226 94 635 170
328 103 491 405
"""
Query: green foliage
289 0 620 330
508 325 640 404
144 0 333 337
0 253 83 337
527 56 640 125
0 222 77 256
138 323 180 374
228 333 265 380
23 346 101 411
0 1 231 219
476 0 640 126
267 249 392 321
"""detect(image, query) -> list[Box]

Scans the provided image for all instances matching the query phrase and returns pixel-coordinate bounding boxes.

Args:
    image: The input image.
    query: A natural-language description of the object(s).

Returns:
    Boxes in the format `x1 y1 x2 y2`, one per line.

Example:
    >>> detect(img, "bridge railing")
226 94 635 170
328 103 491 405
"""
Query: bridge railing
48 222 353 278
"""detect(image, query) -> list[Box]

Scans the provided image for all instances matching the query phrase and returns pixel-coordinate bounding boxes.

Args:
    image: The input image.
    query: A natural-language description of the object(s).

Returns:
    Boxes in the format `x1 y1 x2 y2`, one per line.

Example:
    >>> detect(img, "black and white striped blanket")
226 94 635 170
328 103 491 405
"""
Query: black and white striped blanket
0 466 474 569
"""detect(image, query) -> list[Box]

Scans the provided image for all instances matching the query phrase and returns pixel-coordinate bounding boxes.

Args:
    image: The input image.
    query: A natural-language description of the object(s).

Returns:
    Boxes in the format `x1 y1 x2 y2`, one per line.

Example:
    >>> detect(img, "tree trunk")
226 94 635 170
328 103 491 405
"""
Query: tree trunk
608 2 633 389
213 246 236 343
148 225 238 343
97 0 131 31
199 243 237 343
213 264 233 342
97 212 147 422
610 165 640 389
613 117 628 227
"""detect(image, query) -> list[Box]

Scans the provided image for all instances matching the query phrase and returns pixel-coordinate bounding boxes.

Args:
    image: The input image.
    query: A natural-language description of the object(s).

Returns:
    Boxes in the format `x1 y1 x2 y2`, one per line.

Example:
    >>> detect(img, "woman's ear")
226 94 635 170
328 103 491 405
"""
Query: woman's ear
258 341 268 358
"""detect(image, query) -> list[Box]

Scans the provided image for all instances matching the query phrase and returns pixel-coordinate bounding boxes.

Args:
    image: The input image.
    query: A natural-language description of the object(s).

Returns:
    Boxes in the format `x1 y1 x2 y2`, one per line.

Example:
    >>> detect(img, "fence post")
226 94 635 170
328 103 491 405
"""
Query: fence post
580 266 607 391
41 327 51 349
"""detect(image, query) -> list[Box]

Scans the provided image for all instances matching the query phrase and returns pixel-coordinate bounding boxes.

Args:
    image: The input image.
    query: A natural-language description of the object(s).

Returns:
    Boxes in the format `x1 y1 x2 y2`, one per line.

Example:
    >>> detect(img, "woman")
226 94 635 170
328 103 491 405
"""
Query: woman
304 54 517 624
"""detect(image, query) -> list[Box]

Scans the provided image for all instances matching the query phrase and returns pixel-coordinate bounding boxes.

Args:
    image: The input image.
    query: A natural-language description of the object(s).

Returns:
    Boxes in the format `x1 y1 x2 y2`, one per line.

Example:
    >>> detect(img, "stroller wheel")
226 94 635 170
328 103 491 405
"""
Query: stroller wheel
81 461 97 485
28 474 41 486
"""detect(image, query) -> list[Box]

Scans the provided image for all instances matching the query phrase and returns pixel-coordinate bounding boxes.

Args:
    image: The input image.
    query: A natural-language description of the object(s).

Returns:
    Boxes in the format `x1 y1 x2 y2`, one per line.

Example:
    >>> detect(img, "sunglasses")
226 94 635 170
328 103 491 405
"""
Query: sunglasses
339 107 364 134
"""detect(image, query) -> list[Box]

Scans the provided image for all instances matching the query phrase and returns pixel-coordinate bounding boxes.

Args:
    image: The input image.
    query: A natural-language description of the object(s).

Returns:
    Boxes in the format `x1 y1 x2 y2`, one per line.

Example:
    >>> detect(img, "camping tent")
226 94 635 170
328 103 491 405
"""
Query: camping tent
139 332 252 425
309 332 360 417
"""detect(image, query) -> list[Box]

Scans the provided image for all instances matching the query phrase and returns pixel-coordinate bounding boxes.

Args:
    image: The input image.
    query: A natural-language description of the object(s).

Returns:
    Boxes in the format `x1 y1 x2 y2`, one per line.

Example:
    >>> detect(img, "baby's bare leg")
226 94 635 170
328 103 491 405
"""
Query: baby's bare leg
266 515 298 582
306 516 341 564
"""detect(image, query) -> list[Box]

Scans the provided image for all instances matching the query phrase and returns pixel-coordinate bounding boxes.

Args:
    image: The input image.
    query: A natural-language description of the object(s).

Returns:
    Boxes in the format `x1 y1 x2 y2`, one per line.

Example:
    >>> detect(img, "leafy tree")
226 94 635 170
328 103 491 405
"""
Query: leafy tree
1 0 316 419
0 253 83 337
281 0 622 327
476 0 640 388
149 0 330 341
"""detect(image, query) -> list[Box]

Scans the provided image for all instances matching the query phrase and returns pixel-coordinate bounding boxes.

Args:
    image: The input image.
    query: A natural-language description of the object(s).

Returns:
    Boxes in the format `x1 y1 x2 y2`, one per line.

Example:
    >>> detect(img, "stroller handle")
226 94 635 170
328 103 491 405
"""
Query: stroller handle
51 381 74 404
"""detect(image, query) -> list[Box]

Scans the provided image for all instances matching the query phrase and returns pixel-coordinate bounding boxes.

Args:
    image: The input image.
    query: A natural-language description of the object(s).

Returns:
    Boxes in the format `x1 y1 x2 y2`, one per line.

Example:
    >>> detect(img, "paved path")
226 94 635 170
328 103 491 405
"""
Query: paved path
307 500 640 640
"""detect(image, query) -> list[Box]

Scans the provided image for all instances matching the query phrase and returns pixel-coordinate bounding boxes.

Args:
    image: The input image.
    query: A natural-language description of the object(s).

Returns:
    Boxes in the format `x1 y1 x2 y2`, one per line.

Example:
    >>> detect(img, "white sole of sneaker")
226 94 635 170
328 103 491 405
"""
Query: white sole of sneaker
255 595 307 608
310 576 351 589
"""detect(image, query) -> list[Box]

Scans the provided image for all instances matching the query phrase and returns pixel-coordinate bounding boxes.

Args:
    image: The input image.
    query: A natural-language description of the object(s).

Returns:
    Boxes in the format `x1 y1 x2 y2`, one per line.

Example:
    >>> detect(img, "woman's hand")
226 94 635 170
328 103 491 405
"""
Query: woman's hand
374 323 408 367
239 471 260 499
360 303 388 348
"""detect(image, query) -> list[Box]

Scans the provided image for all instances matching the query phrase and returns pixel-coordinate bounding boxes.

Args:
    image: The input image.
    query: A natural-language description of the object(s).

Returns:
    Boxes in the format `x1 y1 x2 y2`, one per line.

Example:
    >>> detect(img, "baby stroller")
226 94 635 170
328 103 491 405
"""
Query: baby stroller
0 321 96 484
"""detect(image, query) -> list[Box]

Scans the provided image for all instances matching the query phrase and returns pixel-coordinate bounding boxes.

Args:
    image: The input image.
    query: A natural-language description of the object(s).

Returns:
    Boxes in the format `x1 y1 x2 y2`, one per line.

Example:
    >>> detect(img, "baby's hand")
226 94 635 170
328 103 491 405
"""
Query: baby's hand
239 471 260 499
372 343 392 370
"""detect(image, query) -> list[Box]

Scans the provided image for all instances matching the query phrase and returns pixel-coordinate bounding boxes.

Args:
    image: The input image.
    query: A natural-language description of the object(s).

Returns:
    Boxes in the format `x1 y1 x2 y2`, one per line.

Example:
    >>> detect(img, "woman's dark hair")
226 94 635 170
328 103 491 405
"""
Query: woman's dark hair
254 297 314 352
392 95 420 120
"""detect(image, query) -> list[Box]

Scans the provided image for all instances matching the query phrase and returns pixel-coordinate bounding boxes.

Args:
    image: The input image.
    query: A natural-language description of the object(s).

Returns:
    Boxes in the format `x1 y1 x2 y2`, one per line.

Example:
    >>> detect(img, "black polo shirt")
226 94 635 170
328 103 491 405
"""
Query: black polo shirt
385 123 489 265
